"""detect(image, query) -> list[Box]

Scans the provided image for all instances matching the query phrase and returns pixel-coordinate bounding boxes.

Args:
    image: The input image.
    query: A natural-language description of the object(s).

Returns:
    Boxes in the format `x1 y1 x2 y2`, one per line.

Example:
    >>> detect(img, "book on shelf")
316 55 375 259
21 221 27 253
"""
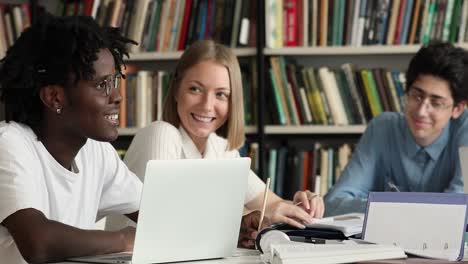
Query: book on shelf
0 3 31 59
267 142 354 199
47 0 257 52
266 57 406 126
264 0 468 47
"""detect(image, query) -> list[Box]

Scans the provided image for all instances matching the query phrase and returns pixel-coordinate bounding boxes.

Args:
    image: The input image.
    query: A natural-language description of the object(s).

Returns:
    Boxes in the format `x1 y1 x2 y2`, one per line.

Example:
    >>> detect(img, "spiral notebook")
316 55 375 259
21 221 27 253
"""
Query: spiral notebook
362 192 468 261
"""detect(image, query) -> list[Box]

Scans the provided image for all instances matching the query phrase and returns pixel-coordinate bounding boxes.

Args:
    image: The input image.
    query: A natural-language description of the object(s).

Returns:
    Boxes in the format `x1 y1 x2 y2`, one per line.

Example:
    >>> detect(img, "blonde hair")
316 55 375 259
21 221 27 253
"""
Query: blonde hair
162 40 245 150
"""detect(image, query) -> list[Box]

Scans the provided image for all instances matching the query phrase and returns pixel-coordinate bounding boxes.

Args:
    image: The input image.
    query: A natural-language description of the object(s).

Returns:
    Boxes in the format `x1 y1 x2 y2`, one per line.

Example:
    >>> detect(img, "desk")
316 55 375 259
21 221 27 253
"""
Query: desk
54 255 468 264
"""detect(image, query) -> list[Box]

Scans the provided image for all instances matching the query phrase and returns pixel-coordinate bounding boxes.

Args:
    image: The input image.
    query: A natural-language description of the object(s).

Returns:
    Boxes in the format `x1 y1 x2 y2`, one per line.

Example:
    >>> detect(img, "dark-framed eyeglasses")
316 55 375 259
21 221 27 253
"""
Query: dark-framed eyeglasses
95 74 122 96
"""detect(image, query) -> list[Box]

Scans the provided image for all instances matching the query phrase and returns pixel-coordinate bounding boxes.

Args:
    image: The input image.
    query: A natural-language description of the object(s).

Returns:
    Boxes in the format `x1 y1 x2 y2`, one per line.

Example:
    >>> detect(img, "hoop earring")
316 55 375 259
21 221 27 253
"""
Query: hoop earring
56 107 62 114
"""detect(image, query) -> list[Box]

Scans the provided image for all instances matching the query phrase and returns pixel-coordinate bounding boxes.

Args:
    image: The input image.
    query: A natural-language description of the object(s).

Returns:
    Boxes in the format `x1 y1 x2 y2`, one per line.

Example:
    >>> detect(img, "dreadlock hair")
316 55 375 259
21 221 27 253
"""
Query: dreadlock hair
0 12 136 134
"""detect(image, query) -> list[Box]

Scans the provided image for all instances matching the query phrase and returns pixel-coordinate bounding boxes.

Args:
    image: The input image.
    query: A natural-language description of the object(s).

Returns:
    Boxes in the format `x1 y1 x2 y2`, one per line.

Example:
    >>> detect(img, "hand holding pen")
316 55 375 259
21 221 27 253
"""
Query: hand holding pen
293 190 325 219
257 179 325 230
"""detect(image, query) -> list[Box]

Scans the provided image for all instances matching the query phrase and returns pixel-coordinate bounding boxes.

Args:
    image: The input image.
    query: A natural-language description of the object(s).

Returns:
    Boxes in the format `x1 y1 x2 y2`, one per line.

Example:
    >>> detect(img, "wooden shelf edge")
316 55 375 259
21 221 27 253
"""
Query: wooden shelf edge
126 48 256 61
265 125 366 134
264 43 468 56
119 125 258 136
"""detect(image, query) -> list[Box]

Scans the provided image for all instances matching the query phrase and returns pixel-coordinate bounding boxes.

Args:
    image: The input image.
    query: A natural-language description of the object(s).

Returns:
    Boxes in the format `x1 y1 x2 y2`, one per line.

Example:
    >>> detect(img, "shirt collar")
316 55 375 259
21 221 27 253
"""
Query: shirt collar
179 126 203 159
404 118 451 161
179 126 218 159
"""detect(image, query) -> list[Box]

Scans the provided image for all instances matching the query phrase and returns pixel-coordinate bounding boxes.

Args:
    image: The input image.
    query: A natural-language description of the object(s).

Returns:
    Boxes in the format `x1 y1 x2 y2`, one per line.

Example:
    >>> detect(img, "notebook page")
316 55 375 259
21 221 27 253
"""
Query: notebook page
364 202 466 261
305 213 364 237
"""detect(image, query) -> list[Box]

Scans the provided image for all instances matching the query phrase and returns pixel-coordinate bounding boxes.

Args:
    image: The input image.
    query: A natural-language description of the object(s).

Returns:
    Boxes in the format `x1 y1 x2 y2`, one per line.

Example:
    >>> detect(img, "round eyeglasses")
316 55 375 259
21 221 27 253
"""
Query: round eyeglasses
95 74 122 96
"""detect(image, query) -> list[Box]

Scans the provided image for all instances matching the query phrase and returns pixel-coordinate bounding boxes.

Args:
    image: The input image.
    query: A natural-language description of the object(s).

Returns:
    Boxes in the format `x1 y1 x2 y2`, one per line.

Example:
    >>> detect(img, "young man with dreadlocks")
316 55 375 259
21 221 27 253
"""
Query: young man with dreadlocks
0 13 142 264
0 13 268 264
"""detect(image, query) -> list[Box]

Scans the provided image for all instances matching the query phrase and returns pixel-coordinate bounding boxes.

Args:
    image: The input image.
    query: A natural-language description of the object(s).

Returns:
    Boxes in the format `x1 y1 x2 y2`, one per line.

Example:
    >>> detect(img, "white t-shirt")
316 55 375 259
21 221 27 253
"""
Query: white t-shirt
124 121 264 204
0 121 142 264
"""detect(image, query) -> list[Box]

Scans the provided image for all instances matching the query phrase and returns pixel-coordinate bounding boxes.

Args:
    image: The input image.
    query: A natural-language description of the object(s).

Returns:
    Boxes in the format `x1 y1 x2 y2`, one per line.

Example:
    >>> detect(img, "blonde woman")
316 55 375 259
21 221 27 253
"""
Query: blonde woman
124 40 324 230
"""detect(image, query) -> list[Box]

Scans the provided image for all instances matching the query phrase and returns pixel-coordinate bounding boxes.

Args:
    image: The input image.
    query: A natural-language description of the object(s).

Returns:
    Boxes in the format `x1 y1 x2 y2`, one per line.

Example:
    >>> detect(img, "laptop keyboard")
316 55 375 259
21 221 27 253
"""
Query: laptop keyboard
101 254 132 261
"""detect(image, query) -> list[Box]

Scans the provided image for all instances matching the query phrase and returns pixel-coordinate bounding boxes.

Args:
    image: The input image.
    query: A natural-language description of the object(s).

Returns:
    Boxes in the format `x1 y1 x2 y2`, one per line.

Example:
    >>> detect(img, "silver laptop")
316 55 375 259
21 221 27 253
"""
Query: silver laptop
460 146 468 193
69 158 250 264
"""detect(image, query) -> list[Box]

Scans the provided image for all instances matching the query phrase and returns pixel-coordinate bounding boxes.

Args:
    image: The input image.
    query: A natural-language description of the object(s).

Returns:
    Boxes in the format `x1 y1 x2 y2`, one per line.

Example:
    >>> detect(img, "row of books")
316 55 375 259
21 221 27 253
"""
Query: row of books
0 4 31 59
266 143 353 199
118 62 258 128
266 0 468 48
267 57 406 125
53 0 257 53
118 66 172 128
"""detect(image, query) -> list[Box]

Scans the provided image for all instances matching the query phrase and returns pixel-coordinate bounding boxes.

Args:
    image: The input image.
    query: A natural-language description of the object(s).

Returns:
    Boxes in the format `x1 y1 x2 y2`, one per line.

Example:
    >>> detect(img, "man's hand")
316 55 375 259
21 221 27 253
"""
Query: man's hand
238 211 270 249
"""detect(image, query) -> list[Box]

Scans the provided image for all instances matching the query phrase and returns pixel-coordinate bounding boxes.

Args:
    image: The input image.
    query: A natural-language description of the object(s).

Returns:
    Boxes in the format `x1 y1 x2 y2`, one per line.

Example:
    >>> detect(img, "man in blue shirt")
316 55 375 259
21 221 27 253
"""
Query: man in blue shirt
324 43 468 216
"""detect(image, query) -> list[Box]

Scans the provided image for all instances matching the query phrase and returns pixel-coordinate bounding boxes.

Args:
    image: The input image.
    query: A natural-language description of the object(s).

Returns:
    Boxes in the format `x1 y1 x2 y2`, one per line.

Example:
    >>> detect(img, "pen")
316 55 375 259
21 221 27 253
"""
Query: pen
387 182 401 192
258 177 271 232
294 193 319 207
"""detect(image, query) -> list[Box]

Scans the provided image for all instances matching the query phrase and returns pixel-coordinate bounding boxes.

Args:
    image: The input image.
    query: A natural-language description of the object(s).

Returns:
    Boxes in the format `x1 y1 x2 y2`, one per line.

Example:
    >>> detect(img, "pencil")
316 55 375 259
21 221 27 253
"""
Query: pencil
258 177 270 232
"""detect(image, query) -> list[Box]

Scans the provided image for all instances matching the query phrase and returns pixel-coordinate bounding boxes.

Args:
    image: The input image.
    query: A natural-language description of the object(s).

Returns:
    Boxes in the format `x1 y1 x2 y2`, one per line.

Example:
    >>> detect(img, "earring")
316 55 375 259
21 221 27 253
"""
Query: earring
56 107 62 114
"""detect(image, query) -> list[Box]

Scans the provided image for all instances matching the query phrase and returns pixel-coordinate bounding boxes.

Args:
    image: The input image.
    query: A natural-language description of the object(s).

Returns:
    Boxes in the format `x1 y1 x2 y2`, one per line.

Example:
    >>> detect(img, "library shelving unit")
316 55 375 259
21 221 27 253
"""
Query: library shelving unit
259 0 468 197
4 0 468 186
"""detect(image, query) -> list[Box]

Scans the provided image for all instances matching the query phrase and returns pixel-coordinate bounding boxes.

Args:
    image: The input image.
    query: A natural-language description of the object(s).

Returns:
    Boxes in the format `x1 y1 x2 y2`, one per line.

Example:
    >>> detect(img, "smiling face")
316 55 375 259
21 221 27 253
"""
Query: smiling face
175 60 231 151
404 74 465 146
61 48 122 142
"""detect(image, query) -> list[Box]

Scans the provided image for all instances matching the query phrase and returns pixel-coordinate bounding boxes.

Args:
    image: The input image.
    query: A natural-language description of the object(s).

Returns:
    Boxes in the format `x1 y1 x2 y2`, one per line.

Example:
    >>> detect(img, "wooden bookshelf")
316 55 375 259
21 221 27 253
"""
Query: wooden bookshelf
118 125 258 136
264 125 366 134
127 48 257 61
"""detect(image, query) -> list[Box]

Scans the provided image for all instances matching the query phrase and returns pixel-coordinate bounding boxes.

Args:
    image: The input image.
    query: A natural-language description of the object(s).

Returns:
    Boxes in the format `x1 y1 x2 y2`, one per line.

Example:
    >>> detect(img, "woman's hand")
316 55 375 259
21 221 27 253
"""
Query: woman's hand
265 191 324 229
293 190 325 218
266 200 314 229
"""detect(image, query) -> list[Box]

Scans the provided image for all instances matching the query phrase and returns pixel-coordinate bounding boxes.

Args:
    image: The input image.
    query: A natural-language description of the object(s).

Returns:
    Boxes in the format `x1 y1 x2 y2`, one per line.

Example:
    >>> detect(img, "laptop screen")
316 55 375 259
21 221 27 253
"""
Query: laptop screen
459 146 468 193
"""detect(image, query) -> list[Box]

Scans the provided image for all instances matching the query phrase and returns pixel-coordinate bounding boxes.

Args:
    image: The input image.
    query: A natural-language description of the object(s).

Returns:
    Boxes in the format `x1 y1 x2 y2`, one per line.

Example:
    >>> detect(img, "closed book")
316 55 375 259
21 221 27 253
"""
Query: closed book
408 0 422 44
229 0 242 47
372 68 392 112
284 0 298 46
422 0 436 44
185 0 199 47
355 0 367 46
393 0 406 44
275 147 289 197
458 0 468 43
177 0 193 50
301 68 320 123
385 70 402 112
270 57 291 124
269 68 287 125
169 0 185 51
279 57 299 125
354 70 372 122
341 63 366 124
318 67 348 125
363 70 383 117
399 0 414 44
128 0 150 53
319 0 328 46
448 0 462 43
238 0 251 45
286 64 306 124
386 0 400 44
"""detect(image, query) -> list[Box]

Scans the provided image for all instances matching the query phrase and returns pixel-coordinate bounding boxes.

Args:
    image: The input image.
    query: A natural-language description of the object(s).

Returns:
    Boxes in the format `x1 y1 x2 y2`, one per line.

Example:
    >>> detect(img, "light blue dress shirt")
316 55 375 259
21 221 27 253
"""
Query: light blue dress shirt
324 111 468 216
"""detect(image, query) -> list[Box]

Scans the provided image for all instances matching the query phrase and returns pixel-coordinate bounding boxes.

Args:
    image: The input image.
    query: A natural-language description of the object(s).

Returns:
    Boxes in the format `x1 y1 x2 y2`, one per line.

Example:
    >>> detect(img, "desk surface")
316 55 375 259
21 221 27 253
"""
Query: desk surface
54 256 468 264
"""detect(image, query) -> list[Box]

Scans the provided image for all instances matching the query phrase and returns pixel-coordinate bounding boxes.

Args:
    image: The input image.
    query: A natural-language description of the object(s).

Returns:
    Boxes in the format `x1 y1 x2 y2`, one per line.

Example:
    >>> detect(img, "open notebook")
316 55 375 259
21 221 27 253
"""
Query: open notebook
305 213 364 237
260 240 406 264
